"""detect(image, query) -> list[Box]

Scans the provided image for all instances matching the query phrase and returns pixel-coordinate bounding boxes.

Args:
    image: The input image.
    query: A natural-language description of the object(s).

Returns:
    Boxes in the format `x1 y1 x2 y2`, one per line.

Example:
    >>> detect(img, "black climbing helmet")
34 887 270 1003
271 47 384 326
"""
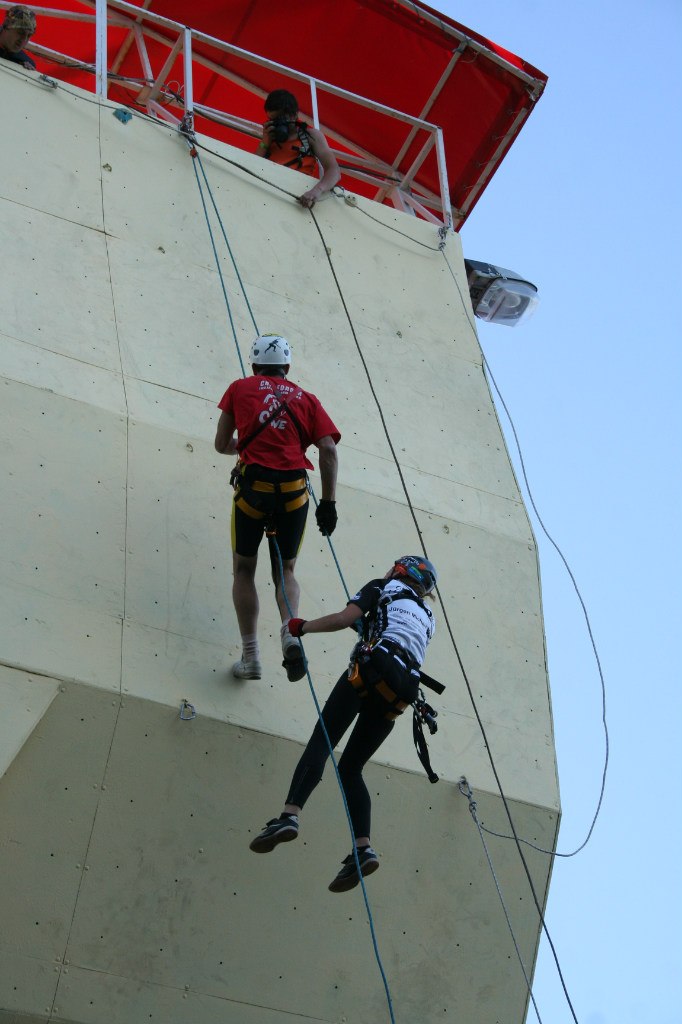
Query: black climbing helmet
392 555 438 597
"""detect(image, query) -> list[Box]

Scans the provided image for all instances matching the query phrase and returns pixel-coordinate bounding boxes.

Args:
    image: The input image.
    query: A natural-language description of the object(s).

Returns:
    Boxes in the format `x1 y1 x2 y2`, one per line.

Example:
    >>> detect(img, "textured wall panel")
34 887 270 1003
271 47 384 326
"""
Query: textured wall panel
0 667 59 779
0 66 103 231
0 685 556 1024
0 203 119 370
0 69 558 1024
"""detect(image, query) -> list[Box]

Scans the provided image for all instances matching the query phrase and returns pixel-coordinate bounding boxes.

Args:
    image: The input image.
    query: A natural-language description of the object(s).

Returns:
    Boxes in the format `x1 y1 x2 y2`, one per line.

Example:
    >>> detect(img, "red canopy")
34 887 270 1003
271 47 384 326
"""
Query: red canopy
27 0 547 227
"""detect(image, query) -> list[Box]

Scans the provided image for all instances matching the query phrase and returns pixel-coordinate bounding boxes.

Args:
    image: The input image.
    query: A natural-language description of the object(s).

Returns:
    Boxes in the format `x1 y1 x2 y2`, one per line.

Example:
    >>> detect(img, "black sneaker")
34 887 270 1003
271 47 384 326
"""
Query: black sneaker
328 846 380 893
249 815 299 853
280 625 307 681
282 653 308 682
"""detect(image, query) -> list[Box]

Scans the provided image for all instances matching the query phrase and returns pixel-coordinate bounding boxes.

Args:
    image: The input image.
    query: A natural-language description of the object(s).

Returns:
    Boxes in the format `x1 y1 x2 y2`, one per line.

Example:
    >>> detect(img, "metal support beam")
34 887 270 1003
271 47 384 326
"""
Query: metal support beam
434 127 452 229
457 107 528 218
147 99 181 126
133 25 153 85
182 26 194 131
309 79 319 129
397 132 435 190
389 0 545 90
400 193 442 225
390 45 464 172
139 31 183 105
95 0 107 97
111 0 153 75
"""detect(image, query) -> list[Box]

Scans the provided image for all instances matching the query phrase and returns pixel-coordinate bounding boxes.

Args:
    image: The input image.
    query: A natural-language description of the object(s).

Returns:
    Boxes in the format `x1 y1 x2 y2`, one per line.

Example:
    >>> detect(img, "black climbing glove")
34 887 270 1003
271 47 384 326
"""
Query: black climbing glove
315 499 338 536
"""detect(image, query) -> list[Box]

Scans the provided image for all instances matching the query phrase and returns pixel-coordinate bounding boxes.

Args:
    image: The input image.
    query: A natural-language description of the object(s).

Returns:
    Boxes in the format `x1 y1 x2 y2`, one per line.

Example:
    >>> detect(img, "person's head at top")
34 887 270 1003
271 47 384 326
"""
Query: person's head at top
263 89 300 143
386 555 438 600
257 87 340 208
250 333 291 379
0 5 36 54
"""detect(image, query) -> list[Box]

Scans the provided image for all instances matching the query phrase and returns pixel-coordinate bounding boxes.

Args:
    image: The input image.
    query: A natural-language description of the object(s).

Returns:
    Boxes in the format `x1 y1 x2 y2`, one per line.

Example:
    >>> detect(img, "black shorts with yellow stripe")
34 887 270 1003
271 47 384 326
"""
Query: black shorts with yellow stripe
231 463 309 560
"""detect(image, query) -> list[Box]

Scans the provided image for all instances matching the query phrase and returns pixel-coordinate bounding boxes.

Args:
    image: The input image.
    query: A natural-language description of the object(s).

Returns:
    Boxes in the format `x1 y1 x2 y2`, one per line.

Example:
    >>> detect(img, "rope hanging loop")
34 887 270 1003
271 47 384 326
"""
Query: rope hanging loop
458 775 477 817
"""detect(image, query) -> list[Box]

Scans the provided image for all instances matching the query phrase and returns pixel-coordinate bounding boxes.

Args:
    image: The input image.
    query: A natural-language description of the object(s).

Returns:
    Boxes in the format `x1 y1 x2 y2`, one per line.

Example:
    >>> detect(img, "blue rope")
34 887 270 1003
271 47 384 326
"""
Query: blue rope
188 145 352 606
306 484 352 603
187 142 246 378
194 149 260 338
271 534 396 1024
187 141 393 1016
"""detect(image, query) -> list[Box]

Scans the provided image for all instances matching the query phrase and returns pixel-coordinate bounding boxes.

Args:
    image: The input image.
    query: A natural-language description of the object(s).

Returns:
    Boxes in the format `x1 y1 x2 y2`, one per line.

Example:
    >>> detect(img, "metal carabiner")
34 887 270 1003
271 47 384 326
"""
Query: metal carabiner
179 699 196 721
458 776 478 817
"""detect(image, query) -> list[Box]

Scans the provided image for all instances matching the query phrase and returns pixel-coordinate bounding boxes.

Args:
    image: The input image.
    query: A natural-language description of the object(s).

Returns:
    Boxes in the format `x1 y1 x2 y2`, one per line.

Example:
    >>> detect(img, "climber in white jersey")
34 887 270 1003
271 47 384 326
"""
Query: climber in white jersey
248 555 437 893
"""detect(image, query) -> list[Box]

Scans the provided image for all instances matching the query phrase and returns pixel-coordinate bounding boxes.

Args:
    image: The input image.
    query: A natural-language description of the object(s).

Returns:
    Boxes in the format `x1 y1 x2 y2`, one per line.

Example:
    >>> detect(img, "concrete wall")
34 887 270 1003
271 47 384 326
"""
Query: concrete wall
0 61 558 1023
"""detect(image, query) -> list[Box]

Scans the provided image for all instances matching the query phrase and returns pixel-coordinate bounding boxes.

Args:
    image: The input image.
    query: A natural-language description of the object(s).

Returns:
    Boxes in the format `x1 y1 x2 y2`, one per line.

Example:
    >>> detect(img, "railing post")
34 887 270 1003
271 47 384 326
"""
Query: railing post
183 27 194 133
95 0 108 97
434 126 452 230
310 79 320 129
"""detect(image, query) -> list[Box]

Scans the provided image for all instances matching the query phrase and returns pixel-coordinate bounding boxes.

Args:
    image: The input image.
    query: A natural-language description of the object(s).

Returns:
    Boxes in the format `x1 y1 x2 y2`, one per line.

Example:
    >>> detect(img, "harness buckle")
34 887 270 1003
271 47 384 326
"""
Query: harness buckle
229 460 243 490
265 515 277 537
414 693 438 735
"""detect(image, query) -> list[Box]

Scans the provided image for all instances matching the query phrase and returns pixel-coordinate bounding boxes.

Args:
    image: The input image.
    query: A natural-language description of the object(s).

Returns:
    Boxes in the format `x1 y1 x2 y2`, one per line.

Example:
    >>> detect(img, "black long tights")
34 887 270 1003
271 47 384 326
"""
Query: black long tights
286 671 394 839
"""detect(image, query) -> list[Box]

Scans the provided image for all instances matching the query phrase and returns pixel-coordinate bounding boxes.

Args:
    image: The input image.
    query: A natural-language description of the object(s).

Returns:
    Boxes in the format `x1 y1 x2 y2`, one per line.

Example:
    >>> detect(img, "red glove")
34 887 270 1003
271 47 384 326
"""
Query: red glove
288 618 307 638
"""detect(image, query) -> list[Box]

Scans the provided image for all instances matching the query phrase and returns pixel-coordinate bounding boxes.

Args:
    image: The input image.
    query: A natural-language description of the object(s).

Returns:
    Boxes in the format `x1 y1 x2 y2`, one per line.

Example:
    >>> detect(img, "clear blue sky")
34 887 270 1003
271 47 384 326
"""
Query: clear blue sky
438 2 682 1022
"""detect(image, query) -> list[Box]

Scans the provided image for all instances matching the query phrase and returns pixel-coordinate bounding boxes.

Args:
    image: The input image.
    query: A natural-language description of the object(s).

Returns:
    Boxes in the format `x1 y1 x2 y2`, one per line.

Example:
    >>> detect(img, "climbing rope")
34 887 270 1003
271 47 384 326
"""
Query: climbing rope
184 132 353 601
270 532 396 1024
185 134 391 1017
441 247 609 859
193 147 260 338
305 205 582 1022
186 137 245 376
182 122 580 1021
458 778 545 1024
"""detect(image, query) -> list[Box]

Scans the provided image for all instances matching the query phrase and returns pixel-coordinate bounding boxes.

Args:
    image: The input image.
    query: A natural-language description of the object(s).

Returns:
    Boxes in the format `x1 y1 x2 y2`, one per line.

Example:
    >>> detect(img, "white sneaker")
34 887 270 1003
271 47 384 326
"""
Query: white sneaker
232 658 262 680
280 623 301 661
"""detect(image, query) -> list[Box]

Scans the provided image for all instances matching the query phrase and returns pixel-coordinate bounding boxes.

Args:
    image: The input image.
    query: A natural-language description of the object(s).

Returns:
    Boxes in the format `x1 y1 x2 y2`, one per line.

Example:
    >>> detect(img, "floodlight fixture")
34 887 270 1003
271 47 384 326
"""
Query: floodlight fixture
464 259 539 327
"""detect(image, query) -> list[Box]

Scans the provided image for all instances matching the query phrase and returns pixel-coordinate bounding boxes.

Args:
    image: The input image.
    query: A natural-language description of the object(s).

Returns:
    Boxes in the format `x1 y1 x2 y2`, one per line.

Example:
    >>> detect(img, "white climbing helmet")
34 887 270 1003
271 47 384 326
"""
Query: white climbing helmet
250 334 291 367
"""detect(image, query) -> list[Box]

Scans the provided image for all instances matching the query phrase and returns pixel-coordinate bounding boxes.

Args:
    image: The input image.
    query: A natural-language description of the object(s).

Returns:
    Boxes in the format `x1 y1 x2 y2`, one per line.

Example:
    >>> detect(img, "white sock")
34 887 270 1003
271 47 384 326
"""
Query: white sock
241 634 259 662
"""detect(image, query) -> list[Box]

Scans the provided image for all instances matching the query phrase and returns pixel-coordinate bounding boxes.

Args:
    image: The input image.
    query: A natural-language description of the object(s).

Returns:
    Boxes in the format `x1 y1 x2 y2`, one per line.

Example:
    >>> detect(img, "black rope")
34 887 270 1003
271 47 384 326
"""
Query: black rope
307 207 581 1024
459 779 545 1024
441 248 610 859
269 534 396 1023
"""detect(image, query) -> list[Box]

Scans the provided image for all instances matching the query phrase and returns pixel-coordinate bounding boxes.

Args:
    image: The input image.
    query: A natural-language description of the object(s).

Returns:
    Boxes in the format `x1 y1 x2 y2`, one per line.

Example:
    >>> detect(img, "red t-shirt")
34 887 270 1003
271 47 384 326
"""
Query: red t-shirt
218 375 340 471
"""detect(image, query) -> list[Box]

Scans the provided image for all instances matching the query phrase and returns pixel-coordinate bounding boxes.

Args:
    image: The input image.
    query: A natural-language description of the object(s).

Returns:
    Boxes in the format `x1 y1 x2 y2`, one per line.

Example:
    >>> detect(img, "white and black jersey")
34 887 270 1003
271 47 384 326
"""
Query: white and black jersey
349 578 435 667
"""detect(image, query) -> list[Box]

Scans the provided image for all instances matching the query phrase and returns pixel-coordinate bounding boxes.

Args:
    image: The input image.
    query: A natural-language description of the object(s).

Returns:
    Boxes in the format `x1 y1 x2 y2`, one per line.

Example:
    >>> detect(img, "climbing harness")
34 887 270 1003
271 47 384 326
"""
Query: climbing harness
227 382 311 521
234 465 309 521
347 635 444 782
267 120 317 175
343 578 444 781
347 644 412 719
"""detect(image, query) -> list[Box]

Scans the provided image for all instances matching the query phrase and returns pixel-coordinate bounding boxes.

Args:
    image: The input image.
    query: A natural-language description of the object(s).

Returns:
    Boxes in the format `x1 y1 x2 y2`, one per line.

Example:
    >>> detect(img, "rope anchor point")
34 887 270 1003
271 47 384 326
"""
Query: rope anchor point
179 698 196 720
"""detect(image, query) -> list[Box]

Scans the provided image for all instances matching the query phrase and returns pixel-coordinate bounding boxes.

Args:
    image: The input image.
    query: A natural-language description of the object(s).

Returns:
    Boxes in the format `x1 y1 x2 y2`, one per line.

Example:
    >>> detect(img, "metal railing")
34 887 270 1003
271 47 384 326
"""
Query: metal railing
3 0 453 227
